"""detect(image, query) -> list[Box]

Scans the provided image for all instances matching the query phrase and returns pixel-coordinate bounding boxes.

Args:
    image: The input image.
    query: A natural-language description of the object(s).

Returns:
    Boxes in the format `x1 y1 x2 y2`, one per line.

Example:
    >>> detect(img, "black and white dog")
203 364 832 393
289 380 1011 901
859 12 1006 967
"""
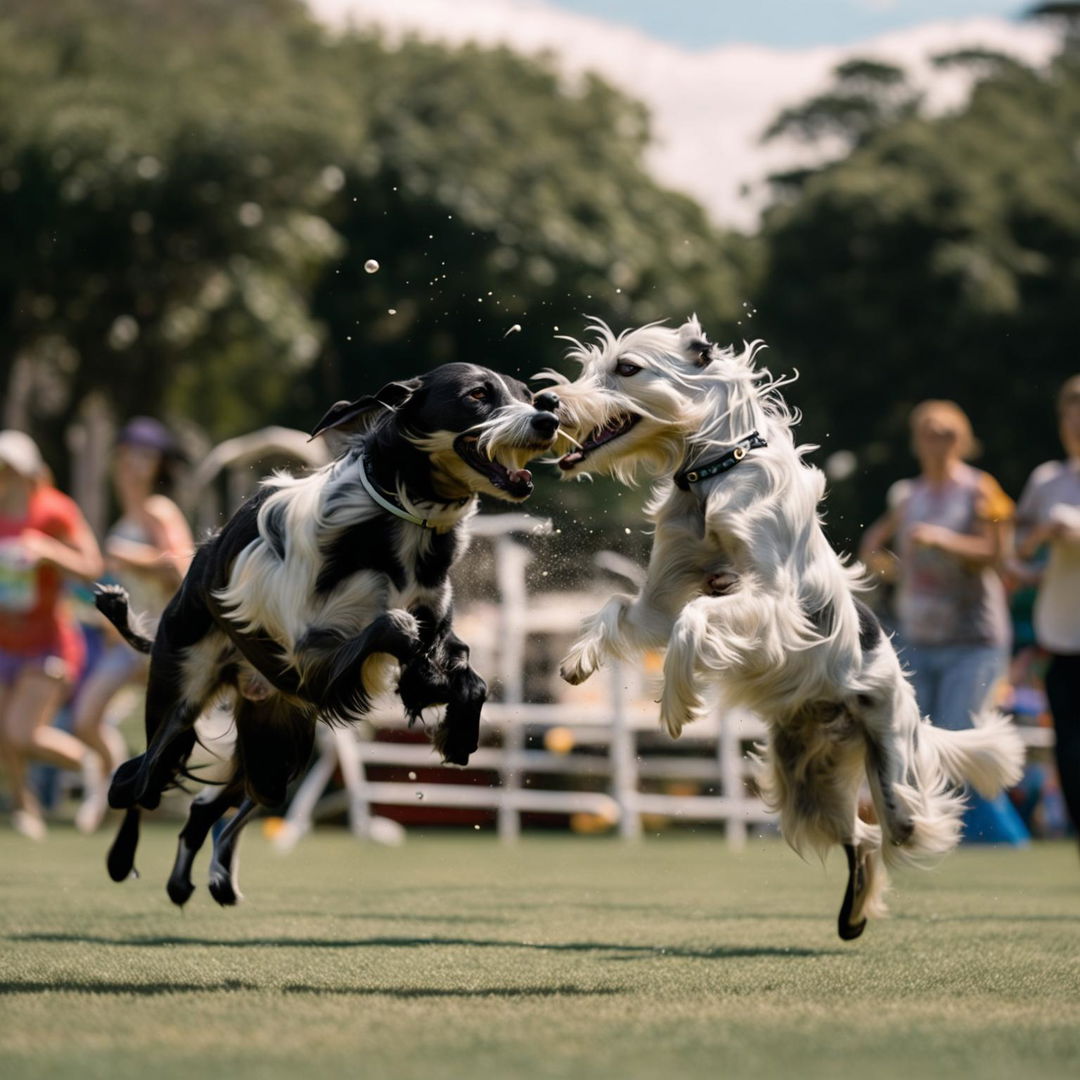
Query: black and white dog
546 318 1023 939
100 362 560 905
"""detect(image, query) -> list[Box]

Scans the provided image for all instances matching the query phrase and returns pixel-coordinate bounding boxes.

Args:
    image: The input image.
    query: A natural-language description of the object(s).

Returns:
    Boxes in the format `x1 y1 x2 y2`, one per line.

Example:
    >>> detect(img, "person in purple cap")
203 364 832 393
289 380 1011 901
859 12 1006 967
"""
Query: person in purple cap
72 417 193 833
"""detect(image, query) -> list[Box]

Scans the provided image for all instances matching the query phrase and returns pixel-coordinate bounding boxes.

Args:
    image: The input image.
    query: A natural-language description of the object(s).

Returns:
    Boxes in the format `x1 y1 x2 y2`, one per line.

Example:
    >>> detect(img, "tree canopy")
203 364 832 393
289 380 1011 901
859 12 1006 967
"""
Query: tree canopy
0 1 750 477
756 28 1080 547
5 0 1080 549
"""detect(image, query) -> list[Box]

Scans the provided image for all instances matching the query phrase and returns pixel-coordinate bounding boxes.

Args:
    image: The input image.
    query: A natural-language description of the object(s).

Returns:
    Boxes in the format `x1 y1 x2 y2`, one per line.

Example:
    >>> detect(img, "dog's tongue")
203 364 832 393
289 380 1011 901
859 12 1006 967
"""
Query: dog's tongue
559 451 584 470
507 468 532 486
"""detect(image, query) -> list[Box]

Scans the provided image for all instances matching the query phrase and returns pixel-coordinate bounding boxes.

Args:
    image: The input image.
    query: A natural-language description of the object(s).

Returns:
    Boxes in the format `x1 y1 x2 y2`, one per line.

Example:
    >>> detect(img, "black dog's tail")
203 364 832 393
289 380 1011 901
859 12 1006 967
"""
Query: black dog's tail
94 584 153 654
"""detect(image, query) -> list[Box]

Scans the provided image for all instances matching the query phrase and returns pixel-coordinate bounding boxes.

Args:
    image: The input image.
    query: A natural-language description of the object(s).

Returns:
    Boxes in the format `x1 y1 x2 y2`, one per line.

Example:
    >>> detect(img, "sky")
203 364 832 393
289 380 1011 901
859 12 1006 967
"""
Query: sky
314 1 1058 225
547 0 1028 49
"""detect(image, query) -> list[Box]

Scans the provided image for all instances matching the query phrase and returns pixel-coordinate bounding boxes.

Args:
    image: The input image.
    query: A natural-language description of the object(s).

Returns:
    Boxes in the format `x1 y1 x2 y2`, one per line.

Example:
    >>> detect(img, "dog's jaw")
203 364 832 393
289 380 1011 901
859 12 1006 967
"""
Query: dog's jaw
453 434 537 499
557 413 642 473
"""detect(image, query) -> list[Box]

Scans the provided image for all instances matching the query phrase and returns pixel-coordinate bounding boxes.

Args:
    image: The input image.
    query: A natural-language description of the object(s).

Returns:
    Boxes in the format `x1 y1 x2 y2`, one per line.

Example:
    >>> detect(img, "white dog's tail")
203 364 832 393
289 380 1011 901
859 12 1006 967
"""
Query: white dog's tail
882 676 1025 866
916 710 1025 798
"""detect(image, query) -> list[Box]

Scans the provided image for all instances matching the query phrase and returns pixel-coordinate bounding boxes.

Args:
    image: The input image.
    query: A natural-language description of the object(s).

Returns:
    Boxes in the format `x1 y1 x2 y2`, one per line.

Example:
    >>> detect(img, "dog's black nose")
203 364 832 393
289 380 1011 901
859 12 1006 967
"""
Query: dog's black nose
531 412 559 437
533 390 560 413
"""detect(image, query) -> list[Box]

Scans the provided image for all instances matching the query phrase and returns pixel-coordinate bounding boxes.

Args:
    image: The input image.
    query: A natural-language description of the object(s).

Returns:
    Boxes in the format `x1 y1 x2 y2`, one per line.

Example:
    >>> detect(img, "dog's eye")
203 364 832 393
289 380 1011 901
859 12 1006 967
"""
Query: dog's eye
467 387 489 402
615 361 642 377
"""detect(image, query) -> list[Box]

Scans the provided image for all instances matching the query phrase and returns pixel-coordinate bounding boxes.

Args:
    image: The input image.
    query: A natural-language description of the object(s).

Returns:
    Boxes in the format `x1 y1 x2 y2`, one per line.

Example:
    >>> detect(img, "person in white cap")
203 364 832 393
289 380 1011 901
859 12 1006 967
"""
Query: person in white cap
0 430 104 839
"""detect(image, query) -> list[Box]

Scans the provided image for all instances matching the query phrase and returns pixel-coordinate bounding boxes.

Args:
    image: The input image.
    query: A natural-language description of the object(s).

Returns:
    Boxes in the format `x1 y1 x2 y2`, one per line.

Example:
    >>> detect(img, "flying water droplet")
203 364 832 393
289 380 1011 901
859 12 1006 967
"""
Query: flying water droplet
503 324 522 338
364 259 380 274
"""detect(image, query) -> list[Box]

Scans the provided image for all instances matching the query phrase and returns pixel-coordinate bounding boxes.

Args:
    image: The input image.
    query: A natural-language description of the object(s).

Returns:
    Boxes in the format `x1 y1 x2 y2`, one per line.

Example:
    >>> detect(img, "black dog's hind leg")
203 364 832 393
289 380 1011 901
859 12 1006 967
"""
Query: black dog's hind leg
206 798 259 906
204 695 317 906
106 807 142 882
109 702 202 811
166 777 244 907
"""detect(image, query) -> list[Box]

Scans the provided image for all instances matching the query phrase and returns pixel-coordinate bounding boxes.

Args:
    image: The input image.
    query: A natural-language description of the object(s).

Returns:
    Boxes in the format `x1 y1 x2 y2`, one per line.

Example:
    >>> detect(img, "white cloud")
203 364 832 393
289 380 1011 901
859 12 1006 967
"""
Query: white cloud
852 0 901 12
308 0 1058 228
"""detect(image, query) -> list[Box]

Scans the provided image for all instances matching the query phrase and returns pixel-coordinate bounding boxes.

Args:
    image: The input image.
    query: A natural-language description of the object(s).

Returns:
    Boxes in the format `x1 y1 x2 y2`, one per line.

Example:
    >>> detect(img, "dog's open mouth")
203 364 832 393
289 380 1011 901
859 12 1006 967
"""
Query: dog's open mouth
454 435 534 498
558 413 641 470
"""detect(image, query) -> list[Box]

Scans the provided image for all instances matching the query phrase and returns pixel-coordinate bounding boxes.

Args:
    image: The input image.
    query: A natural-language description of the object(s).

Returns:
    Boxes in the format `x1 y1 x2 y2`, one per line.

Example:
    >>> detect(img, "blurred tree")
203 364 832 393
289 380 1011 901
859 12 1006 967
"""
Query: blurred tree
756 27 1080 550
762 58 922 197
0 0 755 541
0 0 349 445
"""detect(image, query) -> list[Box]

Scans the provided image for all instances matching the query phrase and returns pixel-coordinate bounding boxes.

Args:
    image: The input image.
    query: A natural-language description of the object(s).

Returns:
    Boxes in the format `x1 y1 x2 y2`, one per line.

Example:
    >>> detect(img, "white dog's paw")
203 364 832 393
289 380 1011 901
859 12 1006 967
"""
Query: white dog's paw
659 684 702 740
560 641 599 685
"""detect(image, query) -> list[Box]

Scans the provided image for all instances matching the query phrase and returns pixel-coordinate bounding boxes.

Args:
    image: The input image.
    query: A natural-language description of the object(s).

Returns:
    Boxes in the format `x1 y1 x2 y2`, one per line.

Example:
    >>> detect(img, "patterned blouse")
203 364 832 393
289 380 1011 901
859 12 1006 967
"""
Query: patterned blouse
891 464 1013 648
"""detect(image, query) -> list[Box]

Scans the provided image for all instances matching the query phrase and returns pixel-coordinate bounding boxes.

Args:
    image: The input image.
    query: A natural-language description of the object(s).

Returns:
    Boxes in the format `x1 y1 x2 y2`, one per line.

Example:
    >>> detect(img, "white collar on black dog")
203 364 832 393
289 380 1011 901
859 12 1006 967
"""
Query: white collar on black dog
357 454 470 530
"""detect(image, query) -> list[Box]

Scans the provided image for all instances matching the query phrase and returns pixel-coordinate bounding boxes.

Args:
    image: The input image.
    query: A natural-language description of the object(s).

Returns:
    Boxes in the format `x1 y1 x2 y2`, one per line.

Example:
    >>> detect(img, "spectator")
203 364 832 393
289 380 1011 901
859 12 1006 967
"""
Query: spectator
73 418 192 833
1014 376 1080 852
860 401 1026 842
0 430 104 839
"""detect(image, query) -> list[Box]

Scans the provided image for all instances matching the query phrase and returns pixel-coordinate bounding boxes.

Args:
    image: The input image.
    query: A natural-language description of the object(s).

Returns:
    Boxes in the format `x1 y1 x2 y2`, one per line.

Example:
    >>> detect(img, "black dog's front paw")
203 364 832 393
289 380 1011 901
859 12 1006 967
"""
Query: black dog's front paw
397 653 447 722
434 671 486 765
433 723 475 766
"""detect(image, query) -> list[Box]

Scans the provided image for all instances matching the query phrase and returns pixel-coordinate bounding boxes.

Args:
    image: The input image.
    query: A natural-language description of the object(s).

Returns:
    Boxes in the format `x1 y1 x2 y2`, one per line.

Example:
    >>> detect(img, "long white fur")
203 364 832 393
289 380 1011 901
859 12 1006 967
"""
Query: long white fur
551 317 1025 924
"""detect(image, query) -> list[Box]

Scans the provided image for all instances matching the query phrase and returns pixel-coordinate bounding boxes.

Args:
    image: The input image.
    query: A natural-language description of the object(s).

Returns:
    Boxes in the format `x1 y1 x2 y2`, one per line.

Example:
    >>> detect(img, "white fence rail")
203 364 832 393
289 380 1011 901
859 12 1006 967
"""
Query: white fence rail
272 514 1054 851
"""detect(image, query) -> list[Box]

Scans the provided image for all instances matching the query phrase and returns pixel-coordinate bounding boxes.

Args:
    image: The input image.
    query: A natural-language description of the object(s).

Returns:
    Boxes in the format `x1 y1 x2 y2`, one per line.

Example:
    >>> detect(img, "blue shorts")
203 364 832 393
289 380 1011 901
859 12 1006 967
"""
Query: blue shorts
0 648 72 687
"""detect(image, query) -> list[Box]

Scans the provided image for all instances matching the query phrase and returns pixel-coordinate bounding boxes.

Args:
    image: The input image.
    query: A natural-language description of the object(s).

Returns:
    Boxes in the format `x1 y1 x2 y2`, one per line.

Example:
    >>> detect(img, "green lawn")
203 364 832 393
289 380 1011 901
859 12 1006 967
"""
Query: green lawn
1 824 1077 1080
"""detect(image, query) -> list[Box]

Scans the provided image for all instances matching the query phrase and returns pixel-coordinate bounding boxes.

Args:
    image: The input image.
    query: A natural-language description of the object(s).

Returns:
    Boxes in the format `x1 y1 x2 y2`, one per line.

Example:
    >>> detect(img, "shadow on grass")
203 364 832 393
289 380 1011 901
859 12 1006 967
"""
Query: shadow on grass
281 985 623 998
278 911 515 925
0 979 622 999
8 931 837 959
0 979 258 996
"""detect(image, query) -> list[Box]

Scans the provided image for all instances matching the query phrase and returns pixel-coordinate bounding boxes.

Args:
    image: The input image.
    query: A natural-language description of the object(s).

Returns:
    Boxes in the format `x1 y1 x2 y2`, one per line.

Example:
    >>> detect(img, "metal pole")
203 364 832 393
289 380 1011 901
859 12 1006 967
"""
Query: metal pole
495 536 530 842
609 659 640 839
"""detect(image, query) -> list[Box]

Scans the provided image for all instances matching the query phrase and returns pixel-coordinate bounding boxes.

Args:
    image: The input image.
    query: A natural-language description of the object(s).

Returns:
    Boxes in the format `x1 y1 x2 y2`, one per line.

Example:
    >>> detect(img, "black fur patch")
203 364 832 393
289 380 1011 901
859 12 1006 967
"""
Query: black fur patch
415 530 460 589
316 518 404 594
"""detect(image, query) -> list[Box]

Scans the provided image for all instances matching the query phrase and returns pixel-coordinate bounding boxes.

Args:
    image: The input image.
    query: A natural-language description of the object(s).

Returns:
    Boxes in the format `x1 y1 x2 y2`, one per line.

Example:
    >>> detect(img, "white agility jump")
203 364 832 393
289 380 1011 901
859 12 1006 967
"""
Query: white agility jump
263 512 1050 852
272 513 775 851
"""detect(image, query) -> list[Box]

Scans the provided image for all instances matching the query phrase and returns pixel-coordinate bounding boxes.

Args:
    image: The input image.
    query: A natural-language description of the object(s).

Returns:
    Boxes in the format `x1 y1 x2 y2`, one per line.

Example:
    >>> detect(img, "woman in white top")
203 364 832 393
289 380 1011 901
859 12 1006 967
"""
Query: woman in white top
73 418 193 833
1015 377 1080 851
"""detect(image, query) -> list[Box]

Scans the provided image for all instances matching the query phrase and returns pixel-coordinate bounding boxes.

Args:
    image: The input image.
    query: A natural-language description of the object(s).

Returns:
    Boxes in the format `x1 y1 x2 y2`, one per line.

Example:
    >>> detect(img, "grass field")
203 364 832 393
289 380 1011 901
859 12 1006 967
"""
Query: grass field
1 824 1078 1080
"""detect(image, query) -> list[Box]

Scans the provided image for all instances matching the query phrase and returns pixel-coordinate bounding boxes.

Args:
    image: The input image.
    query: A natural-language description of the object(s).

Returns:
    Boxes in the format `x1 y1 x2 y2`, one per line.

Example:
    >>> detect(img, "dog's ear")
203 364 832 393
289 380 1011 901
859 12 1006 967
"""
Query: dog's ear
678 316 715 369
310 379 422 441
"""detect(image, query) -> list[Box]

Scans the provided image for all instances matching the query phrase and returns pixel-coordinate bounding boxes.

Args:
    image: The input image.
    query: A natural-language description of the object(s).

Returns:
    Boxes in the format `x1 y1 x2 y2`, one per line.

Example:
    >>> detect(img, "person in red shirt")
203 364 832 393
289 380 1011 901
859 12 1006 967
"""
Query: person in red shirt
0 431 104 840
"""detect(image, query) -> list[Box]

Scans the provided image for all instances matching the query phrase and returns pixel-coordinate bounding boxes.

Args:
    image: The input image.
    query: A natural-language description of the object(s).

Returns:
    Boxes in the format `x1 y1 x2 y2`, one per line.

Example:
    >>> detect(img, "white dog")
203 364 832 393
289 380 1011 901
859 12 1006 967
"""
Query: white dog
546 318 1024 939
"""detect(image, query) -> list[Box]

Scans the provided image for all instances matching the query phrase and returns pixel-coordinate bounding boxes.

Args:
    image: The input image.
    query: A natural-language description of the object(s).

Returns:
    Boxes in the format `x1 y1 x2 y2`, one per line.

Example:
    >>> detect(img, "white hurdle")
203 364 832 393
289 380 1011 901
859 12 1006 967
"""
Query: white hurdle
274 513 775 850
